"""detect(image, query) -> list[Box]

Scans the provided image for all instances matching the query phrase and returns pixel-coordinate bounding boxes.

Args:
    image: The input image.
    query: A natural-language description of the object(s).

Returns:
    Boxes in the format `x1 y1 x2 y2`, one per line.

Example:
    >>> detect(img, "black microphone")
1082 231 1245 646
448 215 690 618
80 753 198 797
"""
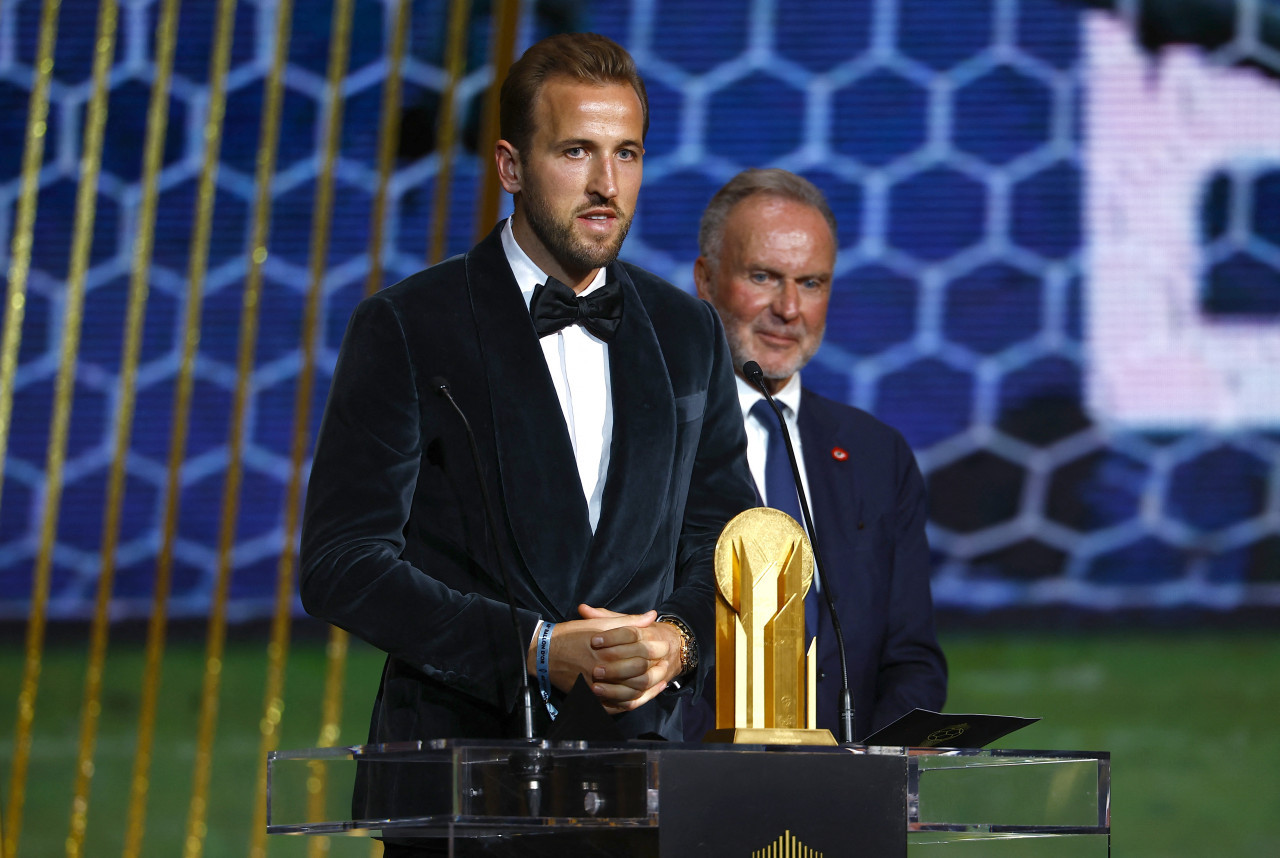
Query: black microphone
430 376 538 741
743 360 856 744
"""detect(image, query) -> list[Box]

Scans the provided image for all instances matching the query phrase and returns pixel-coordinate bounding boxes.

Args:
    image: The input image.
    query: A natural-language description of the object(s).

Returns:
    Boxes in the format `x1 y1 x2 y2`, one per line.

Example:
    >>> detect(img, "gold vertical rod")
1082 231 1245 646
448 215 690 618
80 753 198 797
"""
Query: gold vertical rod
247 0 355 854
0 0 58 846
363 0 402 830
427 0 472 264
305 627 350 858
473 0 522 242
0 4 60 850
6 2 113 855
0 0 58 511
306 4 414 852
363 0 409 297
181 0 293 853
65 1 180 855
121 2 239 855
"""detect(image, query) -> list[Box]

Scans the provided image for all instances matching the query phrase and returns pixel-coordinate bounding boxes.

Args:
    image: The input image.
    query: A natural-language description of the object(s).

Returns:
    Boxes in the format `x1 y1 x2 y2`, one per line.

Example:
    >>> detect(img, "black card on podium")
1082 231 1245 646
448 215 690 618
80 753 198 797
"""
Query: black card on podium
861 709 1039 748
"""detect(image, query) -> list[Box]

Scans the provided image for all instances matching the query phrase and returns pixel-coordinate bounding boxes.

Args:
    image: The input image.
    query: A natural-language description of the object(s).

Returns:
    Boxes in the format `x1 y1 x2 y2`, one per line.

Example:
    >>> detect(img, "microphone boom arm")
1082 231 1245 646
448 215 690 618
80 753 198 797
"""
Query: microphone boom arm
743 361 856 744
432 377 538 741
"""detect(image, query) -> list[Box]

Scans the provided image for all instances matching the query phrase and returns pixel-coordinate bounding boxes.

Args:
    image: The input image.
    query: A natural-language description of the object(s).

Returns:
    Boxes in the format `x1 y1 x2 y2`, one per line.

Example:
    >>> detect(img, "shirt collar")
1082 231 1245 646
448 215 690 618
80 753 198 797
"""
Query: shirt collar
736 371 803 420
502 217 607 310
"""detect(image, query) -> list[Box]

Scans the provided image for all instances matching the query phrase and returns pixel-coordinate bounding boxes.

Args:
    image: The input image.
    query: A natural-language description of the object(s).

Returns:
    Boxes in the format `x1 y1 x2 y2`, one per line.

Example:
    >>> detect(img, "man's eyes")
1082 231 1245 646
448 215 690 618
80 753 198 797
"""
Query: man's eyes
746 272 827 289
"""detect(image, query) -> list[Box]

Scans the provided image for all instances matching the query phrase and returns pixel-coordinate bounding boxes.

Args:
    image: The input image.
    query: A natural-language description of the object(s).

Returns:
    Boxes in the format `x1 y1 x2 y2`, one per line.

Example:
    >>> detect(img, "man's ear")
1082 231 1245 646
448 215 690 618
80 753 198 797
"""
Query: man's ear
495 140 521 194
693 256 714 301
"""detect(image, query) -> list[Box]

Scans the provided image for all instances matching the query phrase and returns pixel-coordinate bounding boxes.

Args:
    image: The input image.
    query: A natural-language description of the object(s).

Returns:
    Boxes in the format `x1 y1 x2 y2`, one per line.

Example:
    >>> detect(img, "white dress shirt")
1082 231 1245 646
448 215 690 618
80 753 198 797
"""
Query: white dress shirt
502 219 613 532
738 372 810 504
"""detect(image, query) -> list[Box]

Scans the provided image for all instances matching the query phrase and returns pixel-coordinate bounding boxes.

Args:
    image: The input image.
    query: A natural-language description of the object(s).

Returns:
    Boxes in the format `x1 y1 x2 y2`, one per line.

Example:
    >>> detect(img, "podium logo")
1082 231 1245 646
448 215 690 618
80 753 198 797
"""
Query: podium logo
753 829 822 857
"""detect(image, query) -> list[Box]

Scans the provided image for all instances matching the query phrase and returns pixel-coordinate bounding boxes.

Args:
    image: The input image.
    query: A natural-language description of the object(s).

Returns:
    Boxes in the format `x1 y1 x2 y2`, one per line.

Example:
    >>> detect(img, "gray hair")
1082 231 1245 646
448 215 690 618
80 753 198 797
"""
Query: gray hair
697 168 838 263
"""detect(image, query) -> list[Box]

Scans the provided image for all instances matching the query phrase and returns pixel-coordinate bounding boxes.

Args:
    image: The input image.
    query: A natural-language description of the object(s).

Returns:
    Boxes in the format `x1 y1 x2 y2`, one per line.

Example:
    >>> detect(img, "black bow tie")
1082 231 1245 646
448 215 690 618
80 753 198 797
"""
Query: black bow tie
529 276 623 342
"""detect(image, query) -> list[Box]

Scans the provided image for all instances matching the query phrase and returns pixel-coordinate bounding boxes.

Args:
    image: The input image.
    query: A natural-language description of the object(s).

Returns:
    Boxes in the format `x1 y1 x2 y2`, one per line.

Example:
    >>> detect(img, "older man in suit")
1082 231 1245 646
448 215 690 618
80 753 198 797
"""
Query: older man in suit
691 168 947 741
300 33 755 847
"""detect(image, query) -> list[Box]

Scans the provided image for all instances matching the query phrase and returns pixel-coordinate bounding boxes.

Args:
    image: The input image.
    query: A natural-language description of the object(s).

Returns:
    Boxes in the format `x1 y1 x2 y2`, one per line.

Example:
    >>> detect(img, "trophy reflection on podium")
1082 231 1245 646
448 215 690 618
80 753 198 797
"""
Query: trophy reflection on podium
704 507 837 745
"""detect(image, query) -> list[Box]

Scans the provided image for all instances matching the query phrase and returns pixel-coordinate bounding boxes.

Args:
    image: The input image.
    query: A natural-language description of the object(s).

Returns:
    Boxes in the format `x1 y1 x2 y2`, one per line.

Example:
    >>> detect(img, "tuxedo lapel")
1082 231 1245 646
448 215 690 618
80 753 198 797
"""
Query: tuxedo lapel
464 224 592 617
581 266 675 606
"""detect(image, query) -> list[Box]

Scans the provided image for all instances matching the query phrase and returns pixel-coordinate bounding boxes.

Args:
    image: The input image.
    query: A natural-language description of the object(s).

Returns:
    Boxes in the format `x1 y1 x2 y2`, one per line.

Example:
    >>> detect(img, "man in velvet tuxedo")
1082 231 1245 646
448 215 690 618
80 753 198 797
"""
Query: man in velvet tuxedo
689 168 947 741
299 32 755 839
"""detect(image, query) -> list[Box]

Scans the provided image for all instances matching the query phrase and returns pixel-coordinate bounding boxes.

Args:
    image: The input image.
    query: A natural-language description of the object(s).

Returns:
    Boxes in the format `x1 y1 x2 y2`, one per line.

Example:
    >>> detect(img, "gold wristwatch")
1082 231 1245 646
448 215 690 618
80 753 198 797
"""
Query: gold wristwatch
656 614 698 677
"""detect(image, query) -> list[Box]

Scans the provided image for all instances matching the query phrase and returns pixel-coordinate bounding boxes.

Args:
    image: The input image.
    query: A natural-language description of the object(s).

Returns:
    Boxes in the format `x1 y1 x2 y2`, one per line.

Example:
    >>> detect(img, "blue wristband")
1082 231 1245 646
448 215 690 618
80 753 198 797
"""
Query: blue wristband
536 621 558 719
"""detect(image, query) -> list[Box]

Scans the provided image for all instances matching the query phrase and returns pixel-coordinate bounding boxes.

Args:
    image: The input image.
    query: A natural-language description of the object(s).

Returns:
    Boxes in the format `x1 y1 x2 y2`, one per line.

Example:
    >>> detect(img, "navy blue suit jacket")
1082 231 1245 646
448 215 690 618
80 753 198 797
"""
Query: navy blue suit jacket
684 386 946 741
798 387 947 740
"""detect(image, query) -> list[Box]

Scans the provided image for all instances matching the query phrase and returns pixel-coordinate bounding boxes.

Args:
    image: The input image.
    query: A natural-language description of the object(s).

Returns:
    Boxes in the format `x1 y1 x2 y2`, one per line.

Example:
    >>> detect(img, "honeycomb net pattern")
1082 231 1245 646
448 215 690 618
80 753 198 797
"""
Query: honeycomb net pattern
1 0 1278 621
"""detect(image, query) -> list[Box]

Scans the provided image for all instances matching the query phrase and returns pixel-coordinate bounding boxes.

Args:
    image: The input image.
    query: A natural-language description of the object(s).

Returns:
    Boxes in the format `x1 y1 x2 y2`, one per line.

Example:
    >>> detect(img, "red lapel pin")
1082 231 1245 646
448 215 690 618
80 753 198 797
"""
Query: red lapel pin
831 446 849 461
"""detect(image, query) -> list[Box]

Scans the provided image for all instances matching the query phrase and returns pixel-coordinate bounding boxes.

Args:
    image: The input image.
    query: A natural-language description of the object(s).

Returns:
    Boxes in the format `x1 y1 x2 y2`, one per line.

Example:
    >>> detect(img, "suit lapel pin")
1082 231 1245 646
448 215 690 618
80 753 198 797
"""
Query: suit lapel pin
831 446 848 461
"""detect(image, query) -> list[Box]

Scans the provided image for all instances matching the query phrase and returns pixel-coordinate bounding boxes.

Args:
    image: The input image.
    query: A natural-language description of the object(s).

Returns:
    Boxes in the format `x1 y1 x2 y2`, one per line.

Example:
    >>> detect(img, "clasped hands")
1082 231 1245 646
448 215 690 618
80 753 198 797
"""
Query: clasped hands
526 603 685 715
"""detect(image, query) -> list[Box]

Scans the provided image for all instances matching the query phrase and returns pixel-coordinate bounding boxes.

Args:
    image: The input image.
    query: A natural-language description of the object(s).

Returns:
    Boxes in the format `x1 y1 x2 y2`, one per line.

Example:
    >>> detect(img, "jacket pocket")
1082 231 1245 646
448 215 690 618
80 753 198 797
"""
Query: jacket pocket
674 390 706 424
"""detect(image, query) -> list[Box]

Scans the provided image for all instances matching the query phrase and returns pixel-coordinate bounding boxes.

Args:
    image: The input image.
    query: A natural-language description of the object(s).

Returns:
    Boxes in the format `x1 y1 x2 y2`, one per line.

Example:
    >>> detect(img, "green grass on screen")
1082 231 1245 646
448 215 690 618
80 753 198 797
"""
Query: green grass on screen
1 626 1277 857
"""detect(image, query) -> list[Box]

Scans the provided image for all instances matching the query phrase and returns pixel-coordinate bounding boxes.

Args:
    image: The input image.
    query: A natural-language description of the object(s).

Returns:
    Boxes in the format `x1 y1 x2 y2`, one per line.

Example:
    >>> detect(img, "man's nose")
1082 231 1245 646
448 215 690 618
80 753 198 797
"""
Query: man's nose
772 280 801 320
587 156 619 200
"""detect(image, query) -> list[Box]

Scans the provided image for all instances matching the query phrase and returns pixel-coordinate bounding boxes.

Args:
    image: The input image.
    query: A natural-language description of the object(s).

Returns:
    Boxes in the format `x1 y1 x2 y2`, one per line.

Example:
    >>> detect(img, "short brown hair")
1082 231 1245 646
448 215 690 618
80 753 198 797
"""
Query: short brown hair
699 168 839 263
499 32 649 155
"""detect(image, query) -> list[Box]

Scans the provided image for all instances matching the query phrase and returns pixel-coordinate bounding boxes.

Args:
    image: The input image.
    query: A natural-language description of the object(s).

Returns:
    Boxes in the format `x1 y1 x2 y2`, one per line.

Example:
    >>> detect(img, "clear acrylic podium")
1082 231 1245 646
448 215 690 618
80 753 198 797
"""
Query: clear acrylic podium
267 739 1110 856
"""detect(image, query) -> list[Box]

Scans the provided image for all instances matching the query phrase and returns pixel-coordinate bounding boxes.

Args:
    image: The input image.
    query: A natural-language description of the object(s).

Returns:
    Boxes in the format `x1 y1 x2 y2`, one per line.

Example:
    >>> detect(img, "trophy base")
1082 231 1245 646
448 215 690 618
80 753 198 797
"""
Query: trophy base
703 727 838 746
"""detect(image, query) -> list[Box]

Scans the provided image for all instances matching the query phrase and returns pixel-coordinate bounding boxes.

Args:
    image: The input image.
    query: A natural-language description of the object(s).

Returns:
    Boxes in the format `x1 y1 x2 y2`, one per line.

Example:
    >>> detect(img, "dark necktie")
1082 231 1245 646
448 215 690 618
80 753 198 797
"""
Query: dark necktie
750 398 820 639
529 275 623 342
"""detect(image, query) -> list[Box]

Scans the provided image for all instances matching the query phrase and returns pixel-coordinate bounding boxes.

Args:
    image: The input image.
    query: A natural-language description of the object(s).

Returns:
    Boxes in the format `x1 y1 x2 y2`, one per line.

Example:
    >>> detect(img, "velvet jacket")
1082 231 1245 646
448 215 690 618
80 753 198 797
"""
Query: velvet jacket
798 388 947 740
300 221 756 751
683 387 947 742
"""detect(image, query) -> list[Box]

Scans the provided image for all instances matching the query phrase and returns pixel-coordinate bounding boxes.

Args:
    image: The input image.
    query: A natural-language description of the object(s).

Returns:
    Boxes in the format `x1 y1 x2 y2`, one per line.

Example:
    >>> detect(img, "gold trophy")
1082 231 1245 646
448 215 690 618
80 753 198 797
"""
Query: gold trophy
703 507 836 745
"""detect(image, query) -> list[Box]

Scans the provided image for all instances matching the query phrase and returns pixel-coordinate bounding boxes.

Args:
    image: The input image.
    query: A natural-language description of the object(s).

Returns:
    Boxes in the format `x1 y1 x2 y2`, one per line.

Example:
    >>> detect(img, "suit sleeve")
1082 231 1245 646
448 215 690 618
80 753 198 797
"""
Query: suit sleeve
872 432 948 729
299 295 541 712
655 302 756 696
